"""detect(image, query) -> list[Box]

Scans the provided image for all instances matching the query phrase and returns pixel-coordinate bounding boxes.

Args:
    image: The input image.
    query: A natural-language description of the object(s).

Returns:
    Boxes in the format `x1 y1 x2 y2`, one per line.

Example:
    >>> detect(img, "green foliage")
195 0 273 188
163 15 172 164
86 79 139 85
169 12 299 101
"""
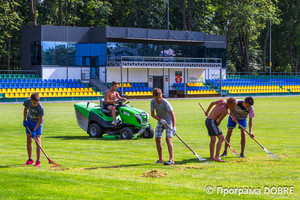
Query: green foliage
0 0 22 70
0 0 298 72
0 98 299 199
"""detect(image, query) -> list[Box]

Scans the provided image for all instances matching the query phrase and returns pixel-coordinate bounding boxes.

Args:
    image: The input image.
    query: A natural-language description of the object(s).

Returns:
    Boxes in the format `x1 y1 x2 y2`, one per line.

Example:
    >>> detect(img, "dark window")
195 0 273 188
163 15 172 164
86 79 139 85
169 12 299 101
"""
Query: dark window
31 41 41 65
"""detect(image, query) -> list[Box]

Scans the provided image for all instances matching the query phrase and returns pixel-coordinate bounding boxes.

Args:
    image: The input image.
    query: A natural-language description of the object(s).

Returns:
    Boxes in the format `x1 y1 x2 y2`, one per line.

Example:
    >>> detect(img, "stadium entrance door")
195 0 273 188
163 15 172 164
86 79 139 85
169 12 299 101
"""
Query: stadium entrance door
153 76 163 92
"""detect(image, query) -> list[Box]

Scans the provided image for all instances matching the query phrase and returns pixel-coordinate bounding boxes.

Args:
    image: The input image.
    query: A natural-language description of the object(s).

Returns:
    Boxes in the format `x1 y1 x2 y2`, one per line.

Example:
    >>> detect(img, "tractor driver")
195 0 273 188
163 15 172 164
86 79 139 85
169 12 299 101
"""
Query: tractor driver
104 81 126 126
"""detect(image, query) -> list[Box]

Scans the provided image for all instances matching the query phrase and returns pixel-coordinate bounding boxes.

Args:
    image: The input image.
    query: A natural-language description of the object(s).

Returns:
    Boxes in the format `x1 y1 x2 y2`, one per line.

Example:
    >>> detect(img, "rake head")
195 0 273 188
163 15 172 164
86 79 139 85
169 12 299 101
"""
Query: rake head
231 149 239 155
265 149 280 160
48 159 61 168
195 154 208 162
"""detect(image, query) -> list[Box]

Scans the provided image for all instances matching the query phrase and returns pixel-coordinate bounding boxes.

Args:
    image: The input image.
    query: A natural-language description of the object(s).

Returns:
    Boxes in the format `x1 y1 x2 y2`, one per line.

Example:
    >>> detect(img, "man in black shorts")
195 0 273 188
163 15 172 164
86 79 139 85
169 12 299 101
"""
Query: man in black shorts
104 81 126 125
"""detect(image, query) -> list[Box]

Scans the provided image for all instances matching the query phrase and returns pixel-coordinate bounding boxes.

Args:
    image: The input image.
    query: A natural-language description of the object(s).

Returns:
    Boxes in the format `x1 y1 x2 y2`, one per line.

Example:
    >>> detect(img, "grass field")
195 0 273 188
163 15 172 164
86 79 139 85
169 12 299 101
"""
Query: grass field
0 97 299 200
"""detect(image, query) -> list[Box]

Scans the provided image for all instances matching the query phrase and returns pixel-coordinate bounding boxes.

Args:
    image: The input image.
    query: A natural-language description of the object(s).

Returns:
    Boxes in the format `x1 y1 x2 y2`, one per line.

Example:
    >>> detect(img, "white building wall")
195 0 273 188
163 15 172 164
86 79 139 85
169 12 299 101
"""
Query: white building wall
42 67 67 80
128 68 147 82
68 67 83 80
99 67 105 82
187 68 206 83
149 68 166 76
206 68 226 80
42 66 89 80
107 67 128 83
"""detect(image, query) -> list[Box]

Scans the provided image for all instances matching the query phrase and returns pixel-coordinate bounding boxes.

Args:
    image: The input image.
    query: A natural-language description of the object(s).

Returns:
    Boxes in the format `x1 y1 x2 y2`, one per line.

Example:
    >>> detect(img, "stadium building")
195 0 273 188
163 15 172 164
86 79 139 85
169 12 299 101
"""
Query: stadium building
21 26 226 97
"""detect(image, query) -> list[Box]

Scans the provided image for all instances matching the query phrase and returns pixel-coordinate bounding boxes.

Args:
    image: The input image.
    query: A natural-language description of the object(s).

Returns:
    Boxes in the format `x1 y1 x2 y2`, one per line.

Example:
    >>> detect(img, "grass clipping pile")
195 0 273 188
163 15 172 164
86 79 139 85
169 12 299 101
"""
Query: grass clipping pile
143 169 168 178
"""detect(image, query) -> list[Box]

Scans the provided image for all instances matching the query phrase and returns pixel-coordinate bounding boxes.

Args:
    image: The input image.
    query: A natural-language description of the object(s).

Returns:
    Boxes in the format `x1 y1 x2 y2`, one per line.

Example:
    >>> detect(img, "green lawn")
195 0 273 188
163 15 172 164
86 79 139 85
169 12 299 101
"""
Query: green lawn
0 97 299 200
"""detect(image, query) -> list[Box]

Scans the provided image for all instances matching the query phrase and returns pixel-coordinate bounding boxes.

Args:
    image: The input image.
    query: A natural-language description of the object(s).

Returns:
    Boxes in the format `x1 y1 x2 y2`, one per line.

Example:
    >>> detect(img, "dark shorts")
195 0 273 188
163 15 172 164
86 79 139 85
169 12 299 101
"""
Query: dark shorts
104 104 115 110
205 118 222 136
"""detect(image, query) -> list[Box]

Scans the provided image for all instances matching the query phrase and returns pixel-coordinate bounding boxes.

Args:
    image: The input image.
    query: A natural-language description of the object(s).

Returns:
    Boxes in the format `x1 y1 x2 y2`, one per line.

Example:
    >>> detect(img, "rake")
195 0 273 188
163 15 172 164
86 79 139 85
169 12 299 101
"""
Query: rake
165 124 207 162
26 126 61 167
233 121 280 160
198 103 239 155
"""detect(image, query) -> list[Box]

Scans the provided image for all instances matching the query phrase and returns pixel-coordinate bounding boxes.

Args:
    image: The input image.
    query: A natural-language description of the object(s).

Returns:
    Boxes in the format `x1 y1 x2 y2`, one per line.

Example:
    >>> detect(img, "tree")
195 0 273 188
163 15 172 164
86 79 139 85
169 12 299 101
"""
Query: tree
30 0 38 26
271 0 299 73
213 0 280 72
0 0 22 71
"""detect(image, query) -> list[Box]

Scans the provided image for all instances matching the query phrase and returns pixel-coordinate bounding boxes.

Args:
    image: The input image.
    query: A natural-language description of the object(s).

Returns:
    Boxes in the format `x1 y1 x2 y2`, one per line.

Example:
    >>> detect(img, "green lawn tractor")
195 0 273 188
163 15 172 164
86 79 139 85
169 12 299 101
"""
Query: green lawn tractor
74 99 154 139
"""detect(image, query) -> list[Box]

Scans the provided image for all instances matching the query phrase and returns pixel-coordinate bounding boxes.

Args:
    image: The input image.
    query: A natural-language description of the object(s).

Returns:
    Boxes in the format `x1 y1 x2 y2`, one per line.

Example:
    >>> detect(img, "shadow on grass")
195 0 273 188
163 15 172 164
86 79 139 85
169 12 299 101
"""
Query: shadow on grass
46 136 101 140
46 136 139 141
0 164 24 168
175 158 213 165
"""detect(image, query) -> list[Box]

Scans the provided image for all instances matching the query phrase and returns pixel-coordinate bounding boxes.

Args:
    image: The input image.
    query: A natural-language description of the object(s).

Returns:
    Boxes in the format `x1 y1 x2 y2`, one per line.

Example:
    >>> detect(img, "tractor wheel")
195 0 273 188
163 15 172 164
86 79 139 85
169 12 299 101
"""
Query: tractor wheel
88 123 103 138
143 127 154 138
120 127 133 139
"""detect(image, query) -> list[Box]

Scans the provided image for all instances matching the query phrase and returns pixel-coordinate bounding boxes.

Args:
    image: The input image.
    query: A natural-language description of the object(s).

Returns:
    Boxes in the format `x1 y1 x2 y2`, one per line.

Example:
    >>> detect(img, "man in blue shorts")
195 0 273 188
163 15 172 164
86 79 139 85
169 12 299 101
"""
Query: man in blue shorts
150 88 176 165
221 97 255 158
23 93 44 167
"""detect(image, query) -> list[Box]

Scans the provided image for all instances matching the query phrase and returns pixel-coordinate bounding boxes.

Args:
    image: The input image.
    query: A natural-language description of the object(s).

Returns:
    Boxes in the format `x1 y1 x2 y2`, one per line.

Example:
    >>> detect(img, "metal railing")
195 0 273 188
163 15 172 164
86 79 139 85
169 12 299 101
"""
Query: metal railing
120 56 222 64
0 70 39 75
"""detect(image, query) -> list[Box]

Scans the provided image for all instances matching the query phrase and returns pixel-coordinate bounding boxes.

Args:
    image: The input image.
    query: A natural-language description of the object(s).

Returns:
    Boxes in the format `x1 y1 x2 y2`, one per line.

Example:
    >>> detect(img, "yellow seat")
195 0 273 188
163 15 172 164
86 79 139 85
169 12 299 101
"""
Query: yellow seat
58 88 63 92
49 88 54 92
54 88 59 92
132 92 137 96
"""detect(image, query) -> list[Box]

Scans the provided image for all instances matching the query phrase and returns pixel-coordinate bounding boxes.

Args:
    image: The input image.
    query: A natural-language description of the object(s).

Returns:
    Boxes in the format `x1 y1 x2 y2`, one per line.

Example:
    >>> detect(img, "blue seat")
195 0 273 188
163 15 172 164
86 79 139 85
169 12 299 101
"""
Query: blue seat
141 83 145 87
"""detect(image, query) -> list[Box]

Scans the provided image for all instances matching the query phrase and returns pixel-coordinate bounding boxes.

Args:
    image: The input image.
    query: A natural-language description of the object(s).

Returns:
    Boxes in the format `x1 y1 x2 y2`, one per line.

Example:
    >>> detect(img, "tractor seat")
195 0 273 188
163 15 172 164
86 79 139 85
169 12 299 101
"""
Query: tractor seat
100 99 119 116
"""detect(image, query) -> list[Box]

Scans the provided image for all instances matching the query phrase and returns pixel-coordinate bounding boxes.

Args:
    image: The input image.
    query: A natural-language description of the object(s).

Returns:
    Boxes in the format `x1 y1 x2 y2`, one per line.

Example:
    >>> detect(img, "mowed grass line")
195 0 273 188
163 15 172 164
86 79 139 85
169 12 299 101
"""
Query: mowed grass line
0 97 299 200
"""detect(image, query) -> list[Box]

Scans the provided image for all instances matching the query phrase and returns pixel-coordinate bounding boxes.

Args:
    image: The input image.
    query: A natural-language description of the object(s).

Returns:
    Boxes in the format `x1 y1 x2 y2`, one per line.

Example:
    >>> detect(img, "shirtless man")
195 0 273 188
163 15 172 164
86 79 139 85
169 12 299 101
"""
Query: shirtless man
104 81 126 125
204 98 237 162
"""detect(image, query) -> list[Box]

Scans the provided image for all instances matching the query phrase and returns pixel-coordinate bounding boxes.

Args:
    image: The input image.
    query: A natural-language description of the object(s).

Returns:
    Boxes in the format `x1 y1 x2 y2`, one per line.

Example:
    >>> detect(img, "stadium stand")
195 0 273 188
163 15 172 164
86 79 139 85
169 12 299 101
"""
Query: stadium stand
206 75 300 95
0 74 103 101
173 82 219 96
114 82 153 96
